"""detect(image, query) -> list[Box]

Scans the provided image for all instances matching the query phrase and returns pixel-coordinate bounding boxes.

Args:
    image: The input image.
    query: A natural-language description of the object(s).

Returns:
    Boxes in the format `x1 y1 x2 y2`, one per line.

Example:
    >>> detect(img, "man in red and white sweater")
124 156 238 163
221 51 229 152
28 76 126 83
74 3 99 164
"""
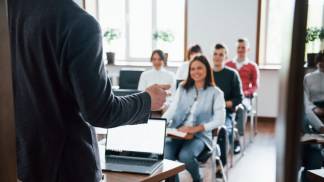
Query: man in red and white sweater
226 38 259 98
226 38 259 139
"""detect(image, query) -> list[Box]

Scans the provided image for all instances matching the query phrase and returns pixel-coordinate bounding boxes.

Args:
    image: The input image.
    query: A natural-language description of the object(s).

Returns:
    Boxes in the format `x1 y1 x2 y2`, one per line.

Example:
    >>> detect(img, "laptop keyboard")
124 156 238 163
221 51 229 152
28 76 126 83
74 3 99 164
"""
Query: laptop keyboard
107 157 157 167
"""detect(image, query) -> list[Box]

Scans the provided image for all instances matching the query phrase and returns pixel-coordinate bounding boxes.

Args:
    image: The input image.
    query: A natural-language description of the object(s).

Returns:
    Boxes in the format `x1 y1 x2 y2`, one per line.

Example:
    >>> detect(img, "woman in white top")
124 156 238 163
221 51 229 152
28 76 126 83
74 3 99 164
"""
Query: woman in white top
175 45 203 81
138 50 176 106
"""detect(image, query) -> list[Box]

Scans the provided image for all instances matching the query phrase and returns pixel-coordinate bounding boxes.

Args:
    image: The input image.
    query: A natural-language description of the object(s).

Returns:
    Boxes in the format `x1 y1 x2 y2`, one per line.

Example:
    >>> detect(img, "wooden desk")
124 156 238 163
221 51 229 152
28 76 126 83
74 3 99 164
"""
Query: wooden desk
102 159 185 182
307 169 324 182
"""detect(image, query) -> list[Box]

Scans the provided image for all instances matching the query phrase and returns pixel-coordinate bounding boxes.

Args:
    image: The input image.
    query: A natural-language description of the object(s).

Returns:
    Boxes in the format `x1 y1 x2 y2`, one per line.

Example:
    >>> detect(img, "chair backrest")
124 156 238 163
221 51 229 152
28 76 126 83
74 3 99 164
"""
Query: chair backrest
119 69 144 89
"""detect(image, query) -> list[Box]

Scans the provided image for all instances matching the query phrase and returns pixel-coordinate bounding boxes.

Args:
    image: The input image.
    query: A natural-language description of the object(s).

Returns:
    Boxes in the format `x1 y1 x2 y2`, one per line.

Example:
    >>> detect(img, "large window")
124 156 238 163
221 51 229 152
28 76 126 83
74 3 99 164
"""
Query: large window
261 0 324 65
98 0 185 62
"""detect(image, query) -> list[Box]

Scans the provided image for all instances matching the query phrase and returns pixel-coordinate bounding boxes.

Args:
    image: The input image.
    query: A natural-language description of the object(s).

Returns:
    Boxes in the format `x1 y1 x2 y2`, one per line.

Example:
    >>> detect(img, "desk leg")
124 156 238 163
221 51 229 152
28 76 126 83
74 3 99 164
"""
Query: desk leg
165 175 176 182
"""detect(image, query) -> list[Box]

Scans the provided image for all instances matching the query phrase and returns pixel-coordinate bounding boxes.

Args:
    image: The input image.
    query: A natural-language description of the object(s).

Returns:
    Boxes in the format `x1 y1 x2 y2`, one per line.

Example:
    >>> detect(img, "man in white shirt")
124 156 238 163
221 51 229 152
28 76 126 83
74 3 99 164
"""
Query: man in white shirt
302 50 324 182
138 50 176 108
304 50 324 133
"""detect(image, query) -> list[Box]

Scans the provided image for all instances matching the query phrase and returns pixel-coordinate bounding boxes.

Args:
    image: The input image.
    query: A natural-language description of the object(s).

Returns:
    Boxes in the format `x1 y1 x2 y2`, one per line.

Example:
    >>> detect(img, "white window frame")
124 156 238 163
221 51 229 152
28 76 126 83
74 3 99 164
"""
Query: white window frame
92 0 185 63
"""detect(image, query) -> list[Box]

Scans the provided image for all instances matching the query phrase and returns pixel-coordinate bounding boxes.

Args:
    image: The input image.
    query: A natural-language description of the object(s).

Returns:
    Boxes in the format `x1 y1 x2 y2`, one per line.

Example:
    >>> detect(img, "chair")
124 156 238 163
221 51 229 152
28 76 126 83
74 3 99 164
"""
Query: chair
247 93 258 143
118 68 144 89
196 126 228 182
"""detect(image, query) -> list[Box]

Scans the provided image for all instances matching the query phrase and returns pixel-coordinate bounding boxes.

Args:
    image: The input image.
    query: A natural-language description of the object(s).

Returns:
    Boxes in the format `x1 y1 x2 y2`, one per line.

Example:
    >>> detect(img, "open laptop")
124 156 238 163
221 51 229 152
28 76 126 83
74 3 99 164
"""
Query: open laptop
102 118 167 174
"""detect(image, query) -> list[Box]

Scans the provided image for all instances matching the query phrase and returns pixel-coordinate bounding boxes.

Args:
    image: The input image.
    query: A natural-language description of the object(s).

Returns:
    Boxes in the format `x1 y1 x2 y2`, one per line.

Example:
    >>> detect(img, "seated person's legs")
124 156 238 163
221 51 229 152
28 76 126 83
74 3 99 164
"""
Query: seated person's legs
164 138 184 160
225 114 233 144
217 127 228 166
235 104 247 136
178 138 205 182
164 138 185 182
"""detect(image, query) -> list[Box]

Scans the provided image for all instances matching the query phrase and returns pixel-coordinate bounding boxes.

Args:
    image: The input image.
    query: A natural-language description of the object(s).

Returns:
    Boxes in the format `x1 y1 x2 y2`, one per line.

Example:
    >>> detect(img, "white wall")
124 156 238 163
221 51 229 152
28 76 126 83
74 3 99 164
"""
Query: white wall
187 0 258 61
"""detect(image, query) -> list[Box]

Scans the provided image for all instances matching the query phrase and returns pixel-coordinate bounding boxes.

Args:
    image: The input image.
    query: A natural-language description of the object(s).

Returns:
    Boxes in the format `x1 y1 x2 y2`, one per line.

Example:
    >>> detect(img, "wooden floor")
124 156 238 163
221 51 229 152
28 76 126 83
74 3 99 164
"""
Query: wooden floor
179 120 276 182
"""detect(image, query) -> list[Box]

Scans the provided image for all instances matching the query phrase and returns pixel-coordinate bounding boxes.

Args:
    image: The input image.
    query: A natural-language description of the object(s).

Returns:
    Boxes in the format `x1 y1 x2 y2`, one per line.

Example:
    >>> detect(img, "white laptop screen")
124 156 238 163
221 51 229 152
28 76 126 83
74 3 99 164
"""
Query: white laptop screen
106 119 166 155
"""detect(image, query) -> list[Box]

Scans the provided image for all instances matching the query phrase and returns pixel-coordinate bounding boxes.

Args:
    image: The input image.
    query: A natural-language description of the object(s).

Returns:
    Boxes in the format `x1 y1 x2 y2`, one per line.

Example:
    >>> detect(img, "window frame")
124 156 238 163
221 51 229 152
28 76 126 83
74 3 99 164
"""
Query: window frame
93 0 187 63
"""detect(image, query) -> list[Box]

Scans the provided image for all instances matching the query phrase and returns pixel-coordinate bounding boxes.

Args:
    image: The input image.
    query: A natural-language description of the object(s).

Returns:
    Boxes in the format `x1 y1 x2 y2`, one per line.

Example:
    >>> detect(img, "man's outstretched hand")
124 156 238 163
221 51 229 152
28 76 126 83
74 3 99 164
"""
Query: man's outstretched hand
145 84 171 111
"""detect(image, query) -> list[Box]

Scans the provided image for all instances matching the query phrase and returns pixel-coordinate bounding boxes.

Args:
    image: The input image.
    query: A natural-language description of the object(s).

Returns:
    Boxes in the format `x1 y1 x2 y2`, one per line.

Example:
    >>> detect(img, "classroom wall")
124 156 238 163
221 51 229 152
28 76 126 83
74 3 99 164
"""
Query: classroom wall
187 0 258 62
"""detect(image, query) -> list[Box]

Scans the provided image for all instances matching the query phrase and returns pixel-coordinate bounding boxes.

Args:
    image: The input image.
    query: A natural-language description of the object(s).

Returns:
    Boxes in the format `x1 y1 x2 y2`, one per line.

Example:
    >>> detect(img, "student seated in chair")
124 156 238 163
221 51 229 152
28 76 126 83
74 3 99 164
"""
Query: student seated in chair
301 51 324 182
226 38 259 137
304 50 324 132
163 55 226 182
213 43 243 158
176 45 203 82
138 49 176 110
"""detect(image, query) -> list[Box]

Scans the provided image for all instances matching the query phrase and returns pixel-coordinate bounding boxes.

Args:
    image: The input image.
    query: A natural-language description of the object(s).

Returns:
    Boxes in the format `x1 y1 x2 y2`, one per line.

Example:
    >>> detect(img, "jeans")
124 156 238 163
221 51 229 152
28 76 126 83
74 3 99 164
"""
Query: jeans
225 114 233 144
236 104 247 136
164 137 205 181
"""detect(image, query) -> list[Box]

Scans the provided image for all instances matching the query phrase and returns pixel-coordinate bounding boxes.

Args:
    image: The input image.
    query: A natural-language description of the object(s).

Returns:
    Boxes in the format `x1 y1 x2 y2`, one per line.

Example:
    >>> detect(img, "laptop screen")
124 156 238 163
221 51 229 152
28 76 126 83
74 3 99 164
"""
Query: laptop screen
106 118 166 155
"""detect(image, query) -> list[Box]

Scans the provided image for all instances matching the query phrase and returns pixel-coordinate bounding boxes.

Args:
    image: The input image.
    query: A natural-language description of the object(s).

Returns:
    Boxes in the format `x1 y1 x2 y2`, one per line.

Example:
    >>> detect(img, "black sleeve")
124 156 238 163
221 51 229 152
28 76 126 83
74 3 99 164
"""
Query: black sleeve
231 71 243 108
64 14 151 128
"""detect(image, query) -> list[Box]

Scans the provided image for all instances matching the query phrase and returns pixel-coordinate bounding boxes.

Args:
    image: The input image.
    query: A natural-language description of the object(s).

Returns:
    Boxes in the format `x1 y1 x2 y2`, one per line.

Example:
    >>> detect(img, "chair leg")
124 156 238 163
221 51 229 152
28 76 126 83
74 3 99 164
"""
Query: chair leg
215 157 227 182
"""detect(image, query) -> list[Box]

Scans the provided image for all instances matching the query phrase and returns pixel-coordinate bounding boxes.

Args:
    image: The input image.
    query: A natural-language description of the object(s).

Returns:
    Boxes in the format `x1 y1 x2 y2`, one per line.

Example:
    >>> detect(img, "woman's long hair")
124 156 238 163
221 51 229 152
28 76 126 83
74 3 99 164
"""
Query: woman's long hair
182 55 215 91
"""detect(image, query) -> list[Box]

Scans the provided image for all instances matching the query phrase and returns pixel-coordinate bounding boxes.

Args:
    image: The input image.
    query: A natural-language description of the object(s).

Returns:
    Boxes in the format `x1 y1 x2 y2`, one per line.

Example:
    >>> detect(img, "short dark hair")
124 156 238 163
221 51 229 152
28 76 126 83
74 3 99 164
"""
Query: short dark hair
187 45 202 60
182 55 215 91
150 49 165 63
214 43 228 54
237 38 250 48
315 50 324 65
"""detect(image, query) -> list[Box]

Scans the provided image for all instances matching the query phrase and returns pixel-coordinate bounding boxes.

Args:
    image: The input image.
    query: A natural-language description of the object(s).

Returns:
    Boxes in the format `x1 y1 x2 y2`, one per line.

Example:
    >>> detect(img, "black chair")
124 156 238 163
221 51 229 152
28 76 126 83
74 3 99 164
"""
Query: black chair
118 69 144 89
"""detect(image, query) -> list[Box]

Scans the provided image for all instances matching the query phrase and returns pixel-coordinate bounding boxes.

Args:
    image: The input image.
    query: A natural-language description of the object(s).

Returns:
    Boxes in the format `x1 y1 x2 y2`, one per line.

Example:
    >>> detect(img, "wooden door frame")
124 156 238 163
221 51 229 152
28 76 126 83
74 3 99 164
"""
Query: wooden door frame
275 0 308 181
0 0 17 181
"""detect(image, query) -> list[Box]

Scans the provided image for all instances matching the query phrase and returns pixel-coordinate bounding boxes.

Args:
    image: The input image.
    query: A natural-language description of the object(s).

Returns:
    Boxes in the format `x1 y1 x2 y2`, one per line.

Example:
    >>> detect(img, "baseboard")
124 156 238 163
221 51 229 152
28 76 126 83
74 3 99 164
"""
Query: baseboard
257 116 276 123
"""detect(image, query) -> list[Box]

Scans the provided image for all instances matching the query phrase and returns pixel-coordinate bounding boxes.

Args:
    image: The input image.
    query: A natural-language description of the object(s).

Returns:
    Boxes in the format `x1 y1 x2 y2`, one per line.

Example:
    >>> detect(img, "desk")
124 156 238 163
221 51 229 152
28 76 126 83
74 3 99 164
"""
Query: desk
300 134 324 144
307 169 324 182
102 159 185 182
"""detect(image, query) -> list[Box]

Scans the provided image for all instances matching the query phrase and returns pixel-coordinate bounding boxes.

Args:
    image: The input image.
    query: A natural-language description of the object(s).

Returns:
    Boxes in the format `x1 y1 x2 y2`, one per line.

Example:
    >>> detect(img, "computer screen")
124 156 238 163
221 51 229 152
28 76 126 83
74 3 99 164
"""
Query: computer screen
106 119 166 155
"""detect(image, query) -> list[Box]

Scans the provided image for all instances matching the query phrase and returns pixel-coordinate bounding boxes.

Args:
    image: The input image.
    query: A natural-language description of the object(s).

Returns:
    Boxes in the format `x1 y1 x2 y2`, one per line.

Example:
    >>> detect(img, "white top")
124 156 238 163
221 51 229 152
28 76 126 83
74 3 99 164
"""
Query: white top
234 56 250 70
138 68 176 104
175 61 190 80
304 70 324 130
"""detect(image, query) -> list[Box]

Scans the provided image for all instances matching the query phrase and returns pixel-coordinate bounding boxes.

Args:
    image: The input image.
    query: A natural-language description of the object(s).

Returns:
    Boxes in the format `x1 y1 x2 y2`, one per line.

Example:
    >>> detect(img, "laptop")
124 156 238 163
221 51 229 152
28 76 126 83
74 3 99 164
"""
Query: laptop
102 118 167 174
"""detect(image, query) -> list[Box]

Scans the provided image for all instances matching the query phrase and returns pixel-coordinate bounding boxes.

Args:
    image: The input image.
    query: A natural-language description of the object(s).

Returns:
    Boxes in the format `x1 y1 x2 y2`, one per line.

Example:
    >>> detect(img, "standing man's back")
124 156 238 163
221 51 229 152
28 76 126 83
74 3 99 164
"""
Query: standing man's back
8 0 163 181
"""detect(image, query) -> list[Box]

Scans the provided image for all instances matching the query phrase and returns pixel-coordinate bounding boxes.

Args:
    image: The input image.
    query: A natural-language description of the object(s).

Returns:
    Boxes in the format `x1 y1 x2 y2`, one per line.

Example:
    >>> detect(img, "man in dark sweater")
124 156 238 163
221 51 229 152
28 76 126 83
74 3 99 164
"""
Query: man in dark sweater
8 0 168 181
213 44 243 156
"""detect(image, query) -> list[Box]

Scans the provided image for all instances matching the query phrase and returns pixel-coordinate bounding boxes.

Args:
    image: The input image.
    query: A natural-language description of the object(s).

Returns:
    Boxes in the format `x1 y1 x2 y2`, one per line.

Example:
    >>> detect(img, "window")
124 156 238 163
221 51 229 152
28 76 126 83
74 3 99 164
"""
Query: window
98 0 185 62
306 0 324 53
261 0 324 65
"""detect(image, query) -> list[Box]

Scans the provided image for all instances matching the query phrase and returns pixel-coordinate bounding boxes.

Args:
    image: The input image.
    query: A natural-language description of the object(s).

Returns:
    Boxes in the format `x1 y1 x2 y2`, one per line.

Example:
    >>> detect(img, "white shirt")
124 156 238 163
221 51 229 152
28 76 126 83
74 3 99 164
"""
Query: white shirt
138 68 176 104
234 57 250 70
175 61 190 80
304 70 324 130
